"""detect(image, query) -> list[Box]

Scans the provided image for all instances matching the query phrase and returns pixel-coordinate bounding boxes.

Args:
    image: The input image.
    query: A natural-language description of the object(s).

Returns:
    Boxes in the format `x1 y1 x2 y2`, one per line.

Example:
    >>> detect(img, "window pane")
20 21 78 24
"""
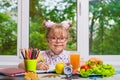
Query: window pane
0 0 17 55
89 0 120 55
29 0 77 51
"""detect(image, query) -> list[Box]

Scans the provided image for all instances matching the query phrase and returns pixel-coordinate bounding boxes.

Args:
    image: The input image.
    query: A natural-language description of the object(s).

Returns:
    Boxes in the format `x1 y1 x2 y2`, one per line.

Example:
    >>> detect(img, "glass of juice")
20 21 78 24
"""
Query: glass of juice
70 53 80 70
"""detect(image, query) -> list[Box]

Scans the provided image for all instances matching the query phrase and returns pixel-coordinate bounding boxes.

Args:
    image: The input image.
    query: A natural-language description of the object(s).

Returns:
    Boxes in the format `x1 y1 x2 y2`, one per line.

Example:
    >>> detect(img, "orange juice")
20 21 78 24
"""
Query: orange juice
70 54 80 70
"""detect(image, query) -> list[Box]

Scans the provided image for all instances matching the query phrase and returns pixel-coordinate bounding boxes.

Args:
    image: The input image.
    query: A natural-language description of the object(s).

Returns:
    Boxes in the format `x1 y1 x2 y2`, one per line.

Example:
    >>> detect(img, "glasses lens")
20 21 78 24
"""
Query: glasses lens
49 37 67 42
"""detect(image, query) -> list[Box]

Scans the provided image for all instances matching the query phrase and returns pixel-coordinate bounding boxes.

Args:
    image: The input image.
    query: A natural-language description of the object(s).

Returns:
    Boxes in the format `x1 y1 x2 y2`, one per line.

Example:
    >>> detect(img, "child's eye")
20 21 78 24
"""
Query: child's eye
60 38 64 40
52 37 56 39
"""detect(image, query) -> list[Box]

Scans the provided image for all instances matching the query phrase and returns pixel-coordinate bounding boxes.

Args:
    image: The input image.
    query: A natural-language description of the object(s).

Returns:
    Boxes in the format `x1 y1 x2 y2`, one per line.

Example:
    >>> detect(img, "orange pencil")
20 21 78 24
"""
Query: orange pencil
25 49 29 59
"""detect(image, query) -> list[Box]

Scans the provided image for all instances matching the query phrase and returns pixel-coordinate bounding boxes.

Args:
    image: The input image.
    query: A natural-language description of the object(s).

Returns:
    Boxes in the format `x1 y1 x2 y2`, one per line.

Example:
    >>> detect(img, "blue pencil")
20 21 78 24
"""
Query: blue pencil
21 50 25 59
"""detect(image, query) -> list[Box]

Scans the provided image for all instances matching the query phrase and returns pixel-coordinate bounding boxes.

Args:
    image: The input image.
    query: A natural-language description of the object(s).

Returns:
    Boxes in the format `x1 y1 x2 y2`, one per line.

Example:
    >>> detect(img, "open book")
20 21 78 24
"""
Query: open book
0 68 25 77
36 64 55 73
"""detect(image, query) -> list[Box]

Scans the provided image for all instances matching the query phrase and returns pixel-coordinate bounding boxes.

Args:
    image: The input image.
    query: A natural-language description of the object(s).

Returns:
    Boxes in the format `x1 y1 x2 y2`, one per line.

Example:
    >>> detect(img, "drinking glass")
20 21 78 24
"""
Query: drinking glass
70 54 80 70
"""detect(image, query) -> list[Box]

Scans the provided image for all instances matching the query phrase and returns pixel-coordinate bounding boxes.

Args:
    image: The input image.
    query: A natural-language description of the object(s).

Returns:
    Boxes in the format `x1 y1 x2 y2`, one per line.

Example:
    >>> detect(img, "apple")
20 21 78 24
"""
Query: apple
80 65 89 71
55 62 64 74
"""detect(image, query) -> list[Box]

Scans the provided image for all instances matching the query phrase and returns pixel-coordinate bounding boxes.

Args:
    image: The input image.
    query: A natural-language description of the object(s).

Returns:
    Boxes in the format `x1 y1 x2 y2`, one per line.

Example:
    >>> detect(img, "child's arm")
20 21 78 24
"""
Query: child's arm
37 62 49 70
37 53 44 63
36 53 49 70
18 61 25 69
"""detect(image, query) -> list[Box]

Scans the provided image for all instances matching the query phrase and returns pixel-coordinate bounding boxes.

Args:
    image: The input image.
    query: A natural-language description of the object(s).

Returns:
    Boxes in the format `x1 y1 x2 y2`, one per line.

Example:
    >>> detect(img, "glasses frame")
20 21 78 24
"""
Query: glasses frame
48 37 68 42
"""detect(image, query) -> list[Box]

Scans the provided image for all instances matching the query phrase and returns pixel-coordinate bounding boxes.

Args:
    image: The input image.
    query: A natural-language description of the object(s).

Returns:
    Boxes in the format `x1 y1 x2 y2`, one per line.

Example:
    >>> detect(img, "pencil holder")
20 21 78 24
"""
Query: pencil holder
24 59 37 72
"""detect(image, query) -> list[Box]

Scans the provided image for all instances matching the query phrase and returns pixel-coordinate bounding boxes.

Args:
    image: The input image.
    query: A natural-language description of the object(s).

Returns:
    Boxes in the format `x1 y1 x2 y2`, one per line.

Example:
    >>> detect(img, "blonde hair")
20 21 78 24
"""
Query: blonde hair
43 21 71 38
46 24 69 38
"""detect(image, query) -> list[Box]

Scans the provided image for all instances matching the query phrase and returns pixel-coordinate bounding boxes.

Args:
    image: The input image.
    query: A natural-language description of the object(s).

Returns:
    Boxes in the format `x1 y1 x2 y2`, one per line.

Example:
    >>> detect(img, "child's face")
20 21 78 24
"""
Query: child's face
47 36 68 55
47 28 68 55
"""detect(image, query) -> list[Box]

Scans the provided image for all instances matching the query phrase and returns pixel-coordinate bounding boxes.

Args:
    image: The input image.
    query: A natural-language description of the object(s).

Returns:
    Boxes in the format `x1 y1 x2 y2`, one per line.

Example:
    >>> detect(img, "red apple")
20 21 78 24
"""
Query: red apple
80 65 89 71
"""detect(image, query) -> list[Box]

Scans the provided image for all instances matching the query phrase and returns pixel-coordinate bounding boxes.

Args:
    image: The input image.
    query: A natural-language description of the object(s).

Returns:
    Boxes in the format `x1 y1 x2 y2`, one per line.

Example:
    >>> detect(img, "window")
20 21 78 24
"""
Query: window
0 0 29 63
0 0 120 65
82 0 120 63
77 0 120 64
0 0 19 63
89 0 120 55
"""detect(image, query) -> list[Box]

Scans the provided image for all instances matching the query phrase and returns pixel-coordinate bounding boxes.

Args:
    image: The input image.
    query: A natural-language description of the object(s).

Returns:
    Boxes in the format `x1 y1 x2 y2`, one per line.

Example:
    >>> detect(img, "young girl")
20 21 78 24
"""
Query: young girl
18 20 71 70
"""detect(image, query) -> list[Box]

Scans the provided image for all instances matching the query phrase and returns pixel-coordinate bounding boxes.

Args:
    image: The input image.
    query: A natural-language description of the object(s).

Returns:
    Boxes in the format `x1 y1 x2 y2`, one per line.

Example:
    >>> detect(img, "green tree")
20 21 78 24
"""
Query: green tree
89 0 120 55
0 13 17 55
29 0 77 50
0 0 17 55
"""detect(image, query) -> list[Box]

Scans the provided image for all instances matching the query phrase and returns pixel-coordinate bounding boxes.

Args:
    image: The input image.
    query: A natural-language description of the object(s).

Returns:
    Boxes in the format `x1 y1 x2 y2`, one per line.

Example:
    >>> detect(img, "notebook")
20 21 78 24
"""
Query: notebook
0 68 25 77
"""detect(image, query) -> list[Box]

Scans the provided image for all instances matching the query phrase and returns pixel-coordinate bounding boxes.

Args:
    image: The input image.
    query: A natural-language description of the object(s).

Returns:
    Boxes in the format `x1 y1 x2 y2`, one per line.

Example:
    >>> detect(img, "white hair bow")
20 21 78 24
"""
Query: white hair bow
44 20 71 29
61 21 71 29
44 20 55 28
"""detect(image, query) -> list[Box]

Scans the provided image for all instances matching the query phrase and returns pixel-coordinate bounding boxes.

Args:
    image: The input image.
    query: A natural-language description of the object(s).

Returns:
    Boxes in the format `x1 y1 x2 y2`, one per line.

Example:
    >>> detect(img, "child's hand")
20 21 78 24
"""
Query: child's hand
37 62 49 70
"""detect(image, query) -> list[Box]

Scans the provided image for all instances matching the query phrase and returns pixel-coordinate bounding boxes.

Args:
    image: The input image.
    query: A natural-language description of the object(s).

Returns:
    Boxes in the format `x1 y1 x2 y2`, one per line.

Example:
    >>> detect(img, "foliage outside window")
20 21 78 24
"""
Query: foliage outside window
29 0 77 51
0 0 17 55
89 0 120 55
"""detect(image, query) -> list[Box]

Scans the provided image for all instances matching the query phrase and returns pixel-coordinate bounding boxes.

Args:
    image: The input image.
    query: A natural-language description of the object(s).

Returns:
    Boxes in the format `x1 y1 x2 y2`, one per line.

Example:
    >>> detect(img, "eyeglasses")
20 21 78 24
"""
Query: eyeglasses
48 37 68 42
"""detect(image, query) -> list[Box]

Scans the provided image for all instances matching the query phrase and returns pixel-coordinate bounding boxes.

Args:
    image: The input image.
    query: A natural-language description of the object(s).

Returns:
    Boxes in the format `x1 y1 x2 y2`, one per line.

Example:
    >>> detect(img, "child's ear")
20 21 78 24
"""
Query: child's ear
61 21 72 29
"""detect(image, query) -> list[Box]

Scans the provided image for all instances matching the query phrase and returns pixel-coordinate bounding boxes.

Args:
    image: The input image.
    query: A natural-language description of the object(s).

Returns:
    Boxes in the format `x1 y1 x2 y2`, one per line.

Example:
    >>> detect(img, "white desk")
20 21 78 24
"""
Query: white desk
0 65 120 80
38 72 120 80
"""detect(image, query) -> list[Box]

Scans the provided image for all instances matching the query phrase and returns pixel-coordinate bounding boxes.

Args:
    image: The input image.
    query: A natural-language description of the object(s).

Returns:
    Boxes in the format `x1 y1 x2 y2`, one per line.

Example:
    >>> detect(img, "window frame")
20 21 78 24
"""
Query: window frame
80 0 120 65
0 0 29 65
77 0 89 61
0 0 120 66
